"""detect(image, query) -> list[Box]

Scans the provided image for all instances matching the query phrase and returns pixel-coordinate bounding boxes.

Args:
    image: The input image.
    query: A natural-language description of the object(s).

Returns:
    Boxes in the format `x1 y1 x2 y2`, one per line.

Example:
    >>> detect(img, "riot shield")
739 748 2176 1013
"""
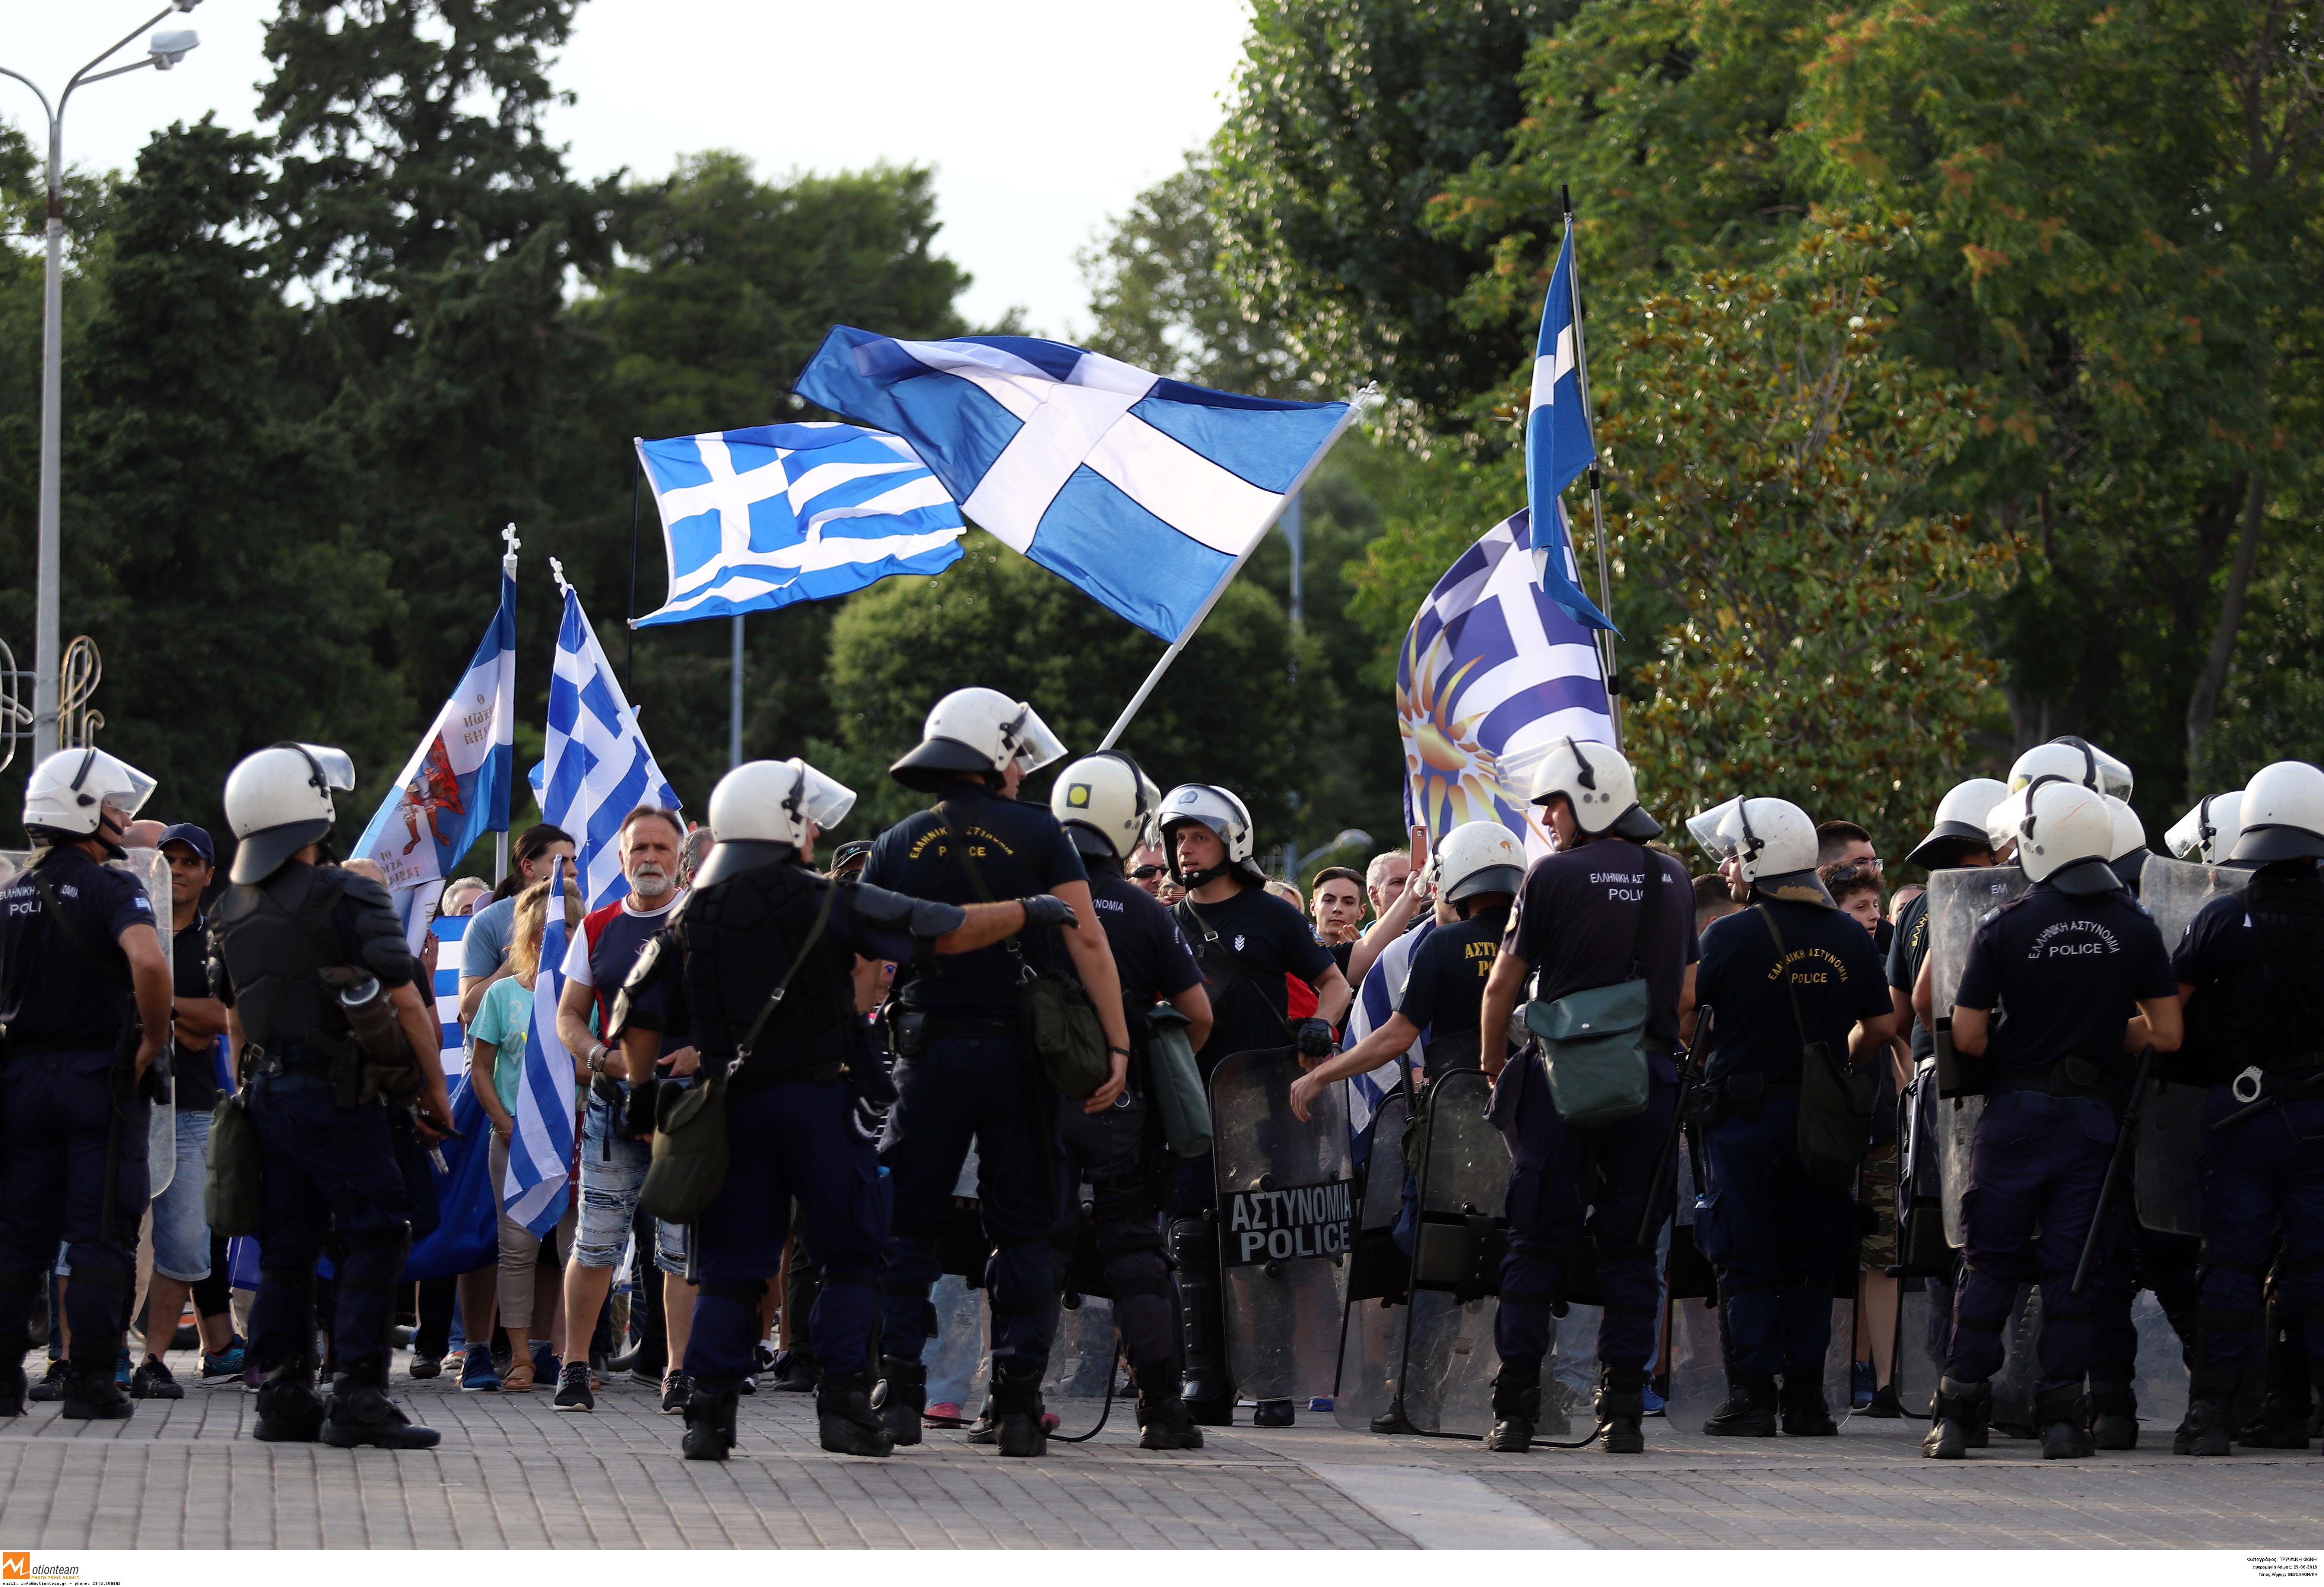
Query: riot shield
2134 854 2242 1238
1400 1068 1508 1437
1334 1090 1409 1432
1210 1046 1354 1402
1927 865 2031 1245
118 848 175 1197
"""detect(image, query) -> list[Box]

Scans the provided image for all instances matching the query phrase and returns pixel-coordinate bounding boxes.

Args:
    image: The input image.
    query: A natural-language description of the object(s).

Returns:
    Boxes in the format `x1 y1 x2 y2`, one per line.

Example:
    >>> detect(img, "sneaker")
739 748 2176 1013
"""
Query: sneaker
1308 1397 1334 1412
661 1372 691 1415
552 1361 595 1413
924 1401 969 1428
1851 1359 1876 1410
130 1358 185 1400
115 1346 134 1389
458 1344 500 1393
29 1359 69 1403
1641 1383 1668 1418
200 1337 247 1385
1863 1382 1903 1420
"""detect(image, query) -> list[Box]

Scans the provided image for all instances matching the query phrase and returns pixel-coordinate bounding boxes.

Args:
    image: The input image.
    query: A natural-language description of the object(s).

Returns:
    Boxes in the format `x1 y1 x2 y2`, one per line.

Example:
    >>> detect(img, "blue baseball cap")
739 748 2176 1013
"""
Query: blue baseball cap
156 823 215 864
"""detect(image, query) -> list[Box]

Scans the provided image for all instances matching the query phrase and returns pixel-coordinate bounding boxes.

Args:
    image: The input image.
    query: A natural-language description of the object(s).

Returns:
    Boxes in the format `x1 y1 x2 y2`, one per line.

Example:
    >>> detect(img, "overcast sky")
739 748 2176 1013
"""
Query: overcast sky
2 0 1253 335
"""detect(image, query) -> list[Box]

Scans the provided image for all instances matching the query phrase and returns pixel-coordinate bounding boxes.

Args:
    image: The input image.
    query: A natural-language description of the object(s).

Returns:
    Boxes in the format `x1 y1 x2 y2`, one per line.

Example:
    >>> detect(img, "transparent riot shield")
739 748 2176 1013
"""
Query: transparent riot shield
1210 1046 1354 1402
118 848 175 1197
1927 865 2031 1245
1334 1090 1410 1432
2134 855 2243 1238
1400 1069 1508 1437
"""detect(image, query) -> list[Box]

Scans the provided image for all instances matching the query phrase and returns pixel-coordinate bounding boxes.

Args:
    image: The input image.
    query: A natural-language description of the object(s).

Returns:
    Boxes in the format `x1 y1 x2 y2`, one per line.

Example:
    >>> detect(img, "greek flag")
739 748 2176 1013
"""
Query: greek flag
1398 505 1615 856
431 912 468 1074
797 327 1356 642
353 563 518 948
1341 919 1437 1138
634 422 965 625
1527 228 1614 632
542 571 683 909
504 857 579 1238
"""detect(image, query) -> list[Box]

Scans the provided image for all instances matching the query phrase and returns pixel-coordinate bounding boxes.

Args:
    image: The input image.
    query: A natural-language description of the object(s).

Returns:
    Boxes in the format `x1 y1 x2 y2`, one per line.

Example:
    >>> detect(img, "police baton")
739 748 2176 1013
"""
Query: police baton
2070 1043 2154 1298
1638 1004 1713 1250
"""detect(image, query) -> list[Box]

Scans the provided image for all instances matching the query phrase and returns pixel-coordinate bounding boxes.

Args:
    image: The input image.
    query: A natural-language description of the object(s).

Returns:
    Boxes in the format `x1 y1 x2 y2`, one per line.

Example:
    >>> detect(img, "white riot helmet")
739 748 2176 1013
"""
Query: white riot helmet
2165 790 2244 865
1986 775 2118 891
2103 794 2150 890
1903 777 2009 868
1528 737 1661 841
223 742 357 884
2008 735 2134 802
22 747 156 850
697 757 856 888
2230 761 2324 864
1429 820 1527 908
1050 751 1160 864
1158 783 1258 889
889 687 1067 793
1687 795 1828 906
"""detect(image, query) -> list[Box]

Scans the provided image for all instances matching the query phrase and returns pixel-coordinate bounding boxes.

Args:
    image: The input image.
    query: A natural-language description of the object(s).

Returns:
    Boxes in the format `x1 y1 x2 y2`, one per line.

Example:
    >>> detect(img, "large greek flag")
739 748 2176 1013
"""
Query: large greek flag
796 327 1355 642
1341 919 1437 1138
542 574 683 909
504 858 579 1238
1398 505 1615 857
353 564 517 948
1527 227 1615 632
634 422 965 625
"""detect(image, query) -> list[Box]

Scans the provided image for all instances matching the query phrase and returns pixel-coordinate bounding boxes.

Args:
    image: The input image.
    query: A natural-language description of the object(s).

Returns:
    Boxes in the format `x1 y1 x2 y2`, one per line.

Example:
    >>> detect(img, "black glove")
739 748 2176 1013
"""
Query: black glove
1020 894 1078 929
621 1077 661 1139
590 1072 625 1110
1295 1017 1336 1059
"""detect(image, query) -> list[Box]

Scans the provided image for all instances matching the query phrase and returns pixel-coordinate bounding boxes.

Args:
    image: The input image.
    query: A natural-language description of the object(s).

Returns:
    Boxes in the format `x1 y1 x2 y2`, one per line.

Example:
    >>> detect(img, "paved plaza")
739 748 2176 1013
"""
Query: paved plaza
0 1351 2318 1550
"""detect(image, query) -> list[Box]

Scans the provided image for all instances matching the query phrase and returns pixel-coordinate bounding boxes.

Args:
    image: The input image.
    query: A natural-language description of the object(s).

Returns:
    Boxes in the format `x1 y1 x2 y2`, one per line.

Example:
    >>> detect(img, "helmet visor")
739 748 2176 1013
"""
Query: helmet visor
74 749 156 821
786 759 858 834
2164 801 2213 860
282 743 357 795
1686 796 1747 861
1002 704 1068 775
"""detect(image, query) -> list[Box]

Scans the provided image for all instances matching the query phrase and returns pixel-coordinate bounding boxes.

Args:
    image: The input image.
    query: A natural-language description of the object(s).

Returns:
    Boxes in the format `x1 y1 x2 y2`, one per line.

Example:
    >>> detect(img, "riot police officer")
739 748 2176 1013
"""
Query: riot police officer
1922 777 2181 1460
1689 795 1898 1438
0 749 173 1419
210 744 454 1448
615 757 1066 1460
2167 759 2324 1456
864 689 1131 1458
1472 744 1694 1454
1046 751 1213 1449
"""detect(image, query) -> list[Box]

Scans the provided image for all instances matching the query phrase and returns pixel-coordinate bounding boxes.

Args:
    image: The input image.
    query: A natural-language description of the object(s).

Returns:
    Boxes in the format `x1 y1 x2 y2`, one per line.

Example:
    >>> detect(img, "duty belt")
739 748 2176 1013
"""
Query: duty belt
921 1014 1020 1042
1991 1054 2125 1111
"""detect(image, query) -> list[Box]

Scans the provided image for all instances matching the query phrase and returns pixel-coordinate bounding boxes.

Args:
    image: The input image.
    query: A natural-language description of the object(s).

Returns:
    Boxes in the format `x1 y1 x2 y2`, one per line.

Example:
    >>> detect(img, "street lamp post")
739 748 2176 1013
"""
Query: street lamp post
0 4 200 762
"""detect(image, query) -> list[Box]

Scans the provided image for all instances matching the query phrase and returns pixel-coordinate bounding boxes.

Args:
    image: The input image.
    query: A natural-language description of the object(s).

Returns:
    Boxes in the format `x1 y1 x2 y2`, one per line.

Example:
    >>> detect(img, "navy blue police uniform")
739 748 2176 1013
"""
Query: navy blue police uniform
1494 845 1696 1387
863 779 1087 1396
1943 881 2175 1401
1695 894 1890 1394
0 846 160 1401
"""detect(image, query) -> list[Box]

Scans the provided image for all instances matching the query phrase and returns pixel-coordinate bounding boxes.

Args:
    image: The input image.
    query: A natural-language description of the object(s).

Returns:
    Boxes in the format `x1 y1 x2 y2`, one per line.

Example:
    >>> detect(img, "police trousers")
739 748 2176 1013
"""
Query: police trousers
0 1049 149 1370
880 1034 1059 1375
1495 1062 1674 1376
2089 1206 2198 1385
2196 1087 2324 1384
1697 1095 1854 1383
683 1076 886 1386
1945 1090 2116 1393
245 1071 412 1378
1049 1089 1174 1372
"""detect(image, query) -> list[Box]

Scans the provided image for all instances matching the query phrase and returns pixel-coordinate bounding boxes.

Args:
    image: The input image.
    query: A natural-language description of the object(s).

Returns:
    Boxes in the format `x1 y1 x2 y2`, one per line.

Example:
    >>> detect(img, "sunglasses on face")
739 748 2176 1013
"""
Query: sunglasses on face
1130 865 1166 880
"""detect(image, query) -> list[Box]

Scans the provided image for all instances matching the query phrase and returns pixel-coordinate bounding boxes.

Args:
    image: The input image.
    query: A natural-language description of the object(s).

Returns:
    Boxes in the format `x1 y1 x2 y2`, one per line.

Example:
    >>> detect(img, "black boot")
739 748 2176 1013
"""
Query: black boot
876 1355 925 1447
990 1365 1048 1458
253 1362 325 1442
816 1372 893 1458
681 1378 740 1462
1484 1362 1539 1453
2174 1370 2236 1457
1598 1363 1647 1454
1779 1371 1838 1436
1704 1376 1778 1438
1133 1363 1204 1451
1922 1375 1987 1460
773 1347 818 1394
1369 1403 1413 1436
2036 1385 2095 1459
2089 1379 2140 1450
320 1366 440 1450
60 1359 132 1422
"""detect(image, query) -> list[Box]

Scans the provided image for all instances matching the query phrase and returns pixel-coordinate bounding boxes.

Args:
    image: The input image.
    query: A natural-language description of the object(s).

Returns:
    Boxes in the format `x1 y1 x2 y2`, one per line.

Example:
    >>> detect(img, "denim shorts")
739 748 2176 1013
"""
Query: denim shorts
149 1108 215 1281
571 1093 690 1274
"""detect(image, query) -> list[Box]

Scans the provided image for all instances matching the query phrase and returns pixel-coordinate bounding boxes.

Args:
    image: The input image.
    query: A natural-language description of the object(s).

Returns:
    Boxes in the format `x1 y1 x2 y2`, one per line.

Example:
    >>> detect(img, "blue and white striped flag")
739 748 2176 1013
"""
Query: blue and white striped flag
542 573 683 909
1340 919 1438 1138
797 327 1357 642
504 858 579 1239
431 912 468 1076
1527 227 1615 632
1398 505 1615 859
634 422 965 625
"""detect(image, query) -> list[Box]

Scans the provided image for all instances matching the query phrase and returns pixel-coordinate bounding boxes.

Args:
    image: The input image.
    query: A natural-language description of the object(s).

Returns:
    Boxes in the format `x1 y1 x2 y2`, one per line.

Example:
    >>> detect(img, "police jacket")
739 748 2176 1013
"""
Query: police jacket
2176 862 2324 1084
209 860 414 1062
0 845 157 1054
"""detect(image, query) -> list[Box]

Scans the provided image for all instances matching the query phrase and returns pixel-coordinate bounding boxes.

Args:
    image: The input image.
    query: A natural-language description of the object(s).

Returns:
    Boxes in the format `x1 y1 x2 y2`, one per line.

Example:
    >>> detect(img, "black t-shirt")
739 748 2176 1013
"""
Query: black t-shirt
1696 897 1891 1080
1503 842 1698 1047
863 780 1087 1018
1086 865 1202 1014
1885 888 1933 1061
1174 884 1336 1072
172 916 219 1112
621 878 917 1041
0 847 157 1052
1398 906 1507 1076
1955 881 2175 1077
